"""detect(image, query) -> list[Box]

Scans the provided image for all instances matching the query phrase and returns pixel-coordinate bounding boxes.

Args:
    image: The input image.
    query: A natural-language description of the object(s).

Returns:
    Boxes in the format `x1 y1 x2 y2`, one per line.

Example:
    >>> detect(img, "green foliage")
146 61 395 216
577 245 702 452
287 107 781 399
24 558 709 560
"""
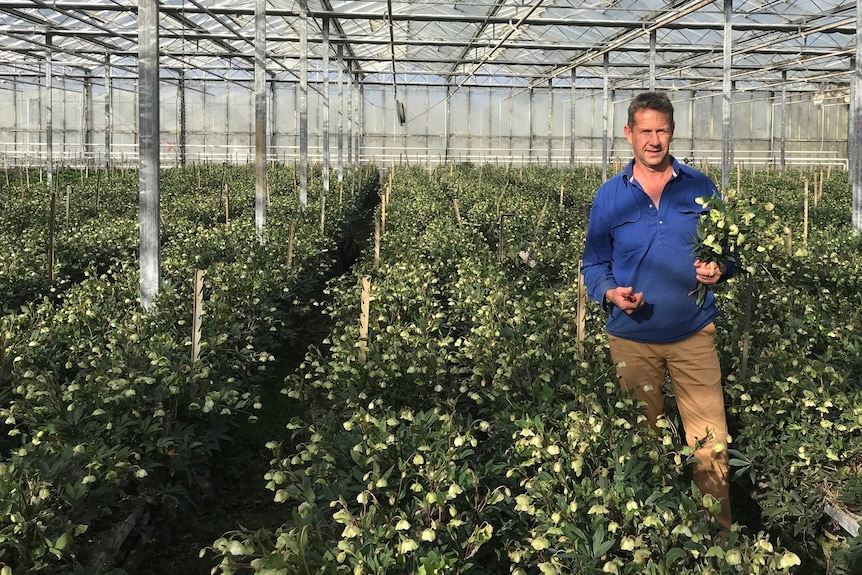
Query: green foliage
0 164 377 572
209 164 842 575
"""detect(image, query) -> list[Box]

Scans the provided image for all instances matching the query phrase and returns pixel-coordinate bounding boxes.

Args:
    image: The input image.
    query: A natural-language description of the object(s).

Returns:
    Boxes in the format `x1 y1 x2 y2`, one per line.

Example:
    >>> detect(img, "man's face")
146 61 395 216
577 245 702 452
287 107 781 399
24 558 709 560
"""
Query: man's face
624 108 674 171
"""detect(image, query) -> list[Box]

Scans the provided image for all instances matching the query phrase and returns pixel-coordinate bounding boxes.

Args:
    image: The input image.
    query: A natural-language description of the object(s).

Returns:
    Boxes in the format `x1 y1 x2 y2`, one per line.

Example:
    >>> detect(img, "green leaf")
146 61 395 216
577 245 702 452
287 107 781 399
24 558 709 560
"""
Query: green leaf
665 547 685 565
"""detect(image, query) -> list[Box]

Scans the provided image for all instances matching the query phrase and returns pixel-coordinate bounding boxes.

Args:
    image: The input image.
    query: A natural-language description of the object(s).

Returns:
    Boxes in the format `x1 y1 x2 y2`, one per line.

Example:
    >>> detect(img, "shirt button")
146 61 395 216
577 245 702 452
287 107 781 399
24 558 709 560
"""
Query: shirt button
659 220 663 224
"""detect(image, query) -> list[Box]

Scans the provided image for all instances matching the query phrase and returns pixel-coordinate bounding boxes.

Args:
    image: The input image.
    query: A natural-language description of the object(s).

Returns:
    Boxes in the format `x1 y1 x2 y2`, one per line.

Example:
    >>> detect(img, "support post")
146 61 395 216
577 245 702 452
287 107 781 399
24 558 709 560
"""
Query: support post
254 0 268 242
721 0 734 191
322 18 331 197
191 270 206 363
299 2 309 212
602 53 610 182
138 0 161 310
45 33 53 188
851 0 862 231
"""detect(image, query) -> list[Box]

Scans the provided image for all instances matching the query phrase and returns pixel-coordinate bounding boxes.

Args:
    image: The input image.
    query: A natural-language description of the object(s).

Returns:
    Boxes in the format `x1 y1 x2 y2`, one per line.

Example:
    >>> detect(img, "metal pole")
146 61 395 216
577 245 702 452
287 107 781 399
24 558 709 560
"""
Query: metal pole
547 79 553 166
347 72 353 165
444 85 450 162
104 53 112 172
689 89 696 159
602 52 609 182
322 18 331 195
138 0 160 310
528 88 534 162
83 68 92 168
649 30 657 92
780 71 787 174
299 2 308 211
179 71 187 168
269 80 276 162
337 45 344 184
356 80 362 164
721 0 733 191
254 0 267 241
851 0 862 231
570 67 576 174
45 33 53 187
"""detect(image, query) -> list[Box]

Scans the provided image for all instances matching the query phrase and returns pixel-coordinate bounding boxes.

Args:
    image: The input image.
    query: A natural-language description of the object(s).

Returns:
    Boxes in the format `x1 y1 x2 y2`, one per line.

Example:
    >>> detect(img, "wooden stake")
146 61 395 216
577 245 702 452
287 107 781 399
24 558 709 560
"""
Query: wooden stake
374 218 381 270
453 198 461 225
65 184 71 227
358 277 371 364
191 269 206 363
736 162 741 192
320 195 326 233
577 261 587 357
785 226 793 255
559 180 564 209
740 273 753 381
223 181 230 226
95 169 102 210
287 219 296 268
380 194 387 234
47 186 56 283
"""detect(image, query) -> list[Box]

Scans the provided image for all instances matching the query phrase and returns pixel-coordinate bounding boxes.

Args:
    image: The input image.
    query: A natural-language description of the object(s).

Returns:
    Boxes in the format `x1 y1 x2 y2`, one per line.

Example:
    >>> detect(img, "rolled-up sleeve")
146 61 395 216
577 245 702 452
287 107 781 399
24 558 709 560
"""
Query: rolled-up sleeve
581 190 618 305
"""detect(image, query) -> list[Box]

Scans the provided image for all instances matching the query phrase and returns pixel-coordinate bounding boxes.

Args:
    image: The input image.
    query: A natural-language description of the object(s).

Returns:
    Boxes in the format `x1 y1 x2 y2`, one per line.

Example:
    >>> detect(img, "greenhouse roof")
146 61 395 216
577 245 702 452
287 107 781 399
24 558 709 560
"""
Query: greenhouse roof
0 0 856 96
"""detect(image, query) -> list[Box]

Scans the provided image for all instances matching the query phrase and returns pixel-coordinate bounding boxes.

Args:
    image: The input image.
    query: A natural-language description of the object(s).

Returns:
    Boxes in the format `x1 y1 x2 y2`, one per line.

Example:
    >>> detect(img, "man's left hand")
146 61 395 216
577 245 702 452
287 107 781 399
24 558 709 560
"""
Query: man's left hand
694 259 724 286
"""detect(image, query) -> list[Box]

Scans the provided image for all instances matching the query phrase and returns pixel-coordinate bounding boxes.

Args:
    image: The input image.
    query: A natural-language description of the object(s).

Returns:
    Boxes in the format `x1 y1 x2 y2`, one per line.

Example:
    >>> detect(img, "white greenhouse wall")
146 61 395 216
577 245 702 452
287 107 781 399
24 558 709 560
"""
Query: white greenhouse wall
0 80 849 168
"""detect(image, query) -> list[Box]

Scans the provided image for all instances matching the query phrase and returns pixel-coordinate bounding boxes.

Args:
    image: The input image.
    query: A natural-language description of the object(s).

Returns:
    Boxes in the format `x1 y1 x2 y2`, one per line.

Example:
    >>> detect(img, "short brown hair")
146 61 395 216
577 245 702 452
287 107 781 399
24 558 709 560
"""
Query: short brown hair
627 92 675 131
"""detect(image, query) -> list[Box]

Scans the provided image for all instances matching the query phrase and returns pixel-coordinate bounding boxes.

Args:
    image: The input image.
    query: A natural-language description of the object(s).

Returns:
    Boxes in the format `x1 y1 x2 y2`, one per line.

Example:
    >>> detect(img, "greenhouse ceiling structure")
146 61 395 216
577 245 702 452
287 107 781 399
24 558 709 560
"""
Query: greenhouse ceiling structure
0 0 859 186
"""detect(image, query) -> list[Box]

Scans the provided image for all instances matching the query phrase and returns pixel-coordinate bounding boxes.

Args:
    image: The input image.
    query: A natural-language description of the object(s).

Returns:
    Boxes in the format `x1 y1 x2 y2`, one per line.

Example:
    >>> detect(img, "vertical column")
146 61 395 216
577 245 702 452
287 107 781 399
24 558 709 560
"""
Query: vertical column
570 67 576 174
299 2 308 211
254 0 268 240
337 45 344 184
467 86 472 162
689 89 696 159
649 30 657 92
179 71 187 168
322 18 331 195
602 52 609 182
528 88 534 162
83 68 92 167
138 0 161 310
347 73 353 165
45 33 53 187
104 53 112 172
444 85 450 162
547 79 553 166
12 75 18 150
851 0 862 231
355 80 362 164
721 0 733 191
269 80 276 159
780 72 788 174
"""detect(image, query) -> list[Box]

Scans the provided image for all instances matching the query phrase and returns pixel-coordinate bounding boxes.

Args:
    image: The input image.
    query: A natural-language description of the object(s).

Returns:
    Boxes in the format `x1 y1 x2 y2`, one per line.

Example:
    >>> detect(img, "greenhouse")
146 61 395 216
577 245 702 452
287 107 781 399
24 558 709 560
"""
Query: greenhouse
0 0 861 574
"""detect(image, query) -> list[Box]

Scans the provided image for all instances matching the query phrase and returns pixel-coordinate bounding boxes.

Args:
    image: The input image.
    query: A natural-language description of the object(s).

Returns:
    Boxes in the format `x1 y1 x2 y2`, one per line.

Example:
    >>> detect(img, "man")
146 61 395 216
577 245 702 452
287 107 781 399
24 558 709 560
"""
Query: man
581 91 734 530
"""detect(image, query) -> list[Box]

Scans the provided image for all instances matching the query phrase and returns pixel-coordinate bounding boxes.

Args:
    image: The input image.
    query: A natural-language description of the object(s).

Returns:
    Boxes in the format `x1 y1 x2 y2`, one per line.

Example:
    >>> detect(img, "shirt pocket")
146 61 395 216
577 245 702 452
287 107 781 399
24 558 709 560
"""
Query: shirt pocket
675 205 706 245
609 208 645 255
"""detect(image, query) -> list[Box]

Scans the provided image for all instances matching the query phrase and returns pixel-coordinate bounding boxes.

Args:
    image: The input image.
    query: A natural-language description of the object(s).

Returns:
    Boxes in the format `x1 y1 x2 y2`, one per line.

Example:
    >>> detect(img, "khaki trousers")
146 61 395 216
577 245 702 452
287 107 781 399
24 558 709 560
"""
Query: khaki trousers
609 322 731 529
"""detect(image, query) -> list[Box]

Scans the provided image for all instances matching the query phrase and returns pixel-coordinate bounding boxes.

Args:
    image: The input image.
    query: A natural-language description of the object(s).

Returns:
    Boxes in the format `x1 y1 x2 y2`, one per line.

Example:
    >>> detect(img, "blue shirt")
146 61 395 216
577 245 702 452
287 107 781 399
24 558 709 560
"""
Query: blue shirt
581 157 734 343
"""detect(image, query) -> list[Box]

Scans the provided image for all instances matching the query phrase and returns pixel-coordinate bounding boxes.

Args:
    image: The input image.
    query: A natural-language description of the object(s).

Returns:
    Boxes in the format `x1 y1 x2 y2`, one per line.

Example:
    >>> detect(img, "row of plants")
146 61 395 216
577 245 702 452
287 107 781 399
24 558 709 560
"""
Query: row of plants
208 164 851 574
0 164 378 573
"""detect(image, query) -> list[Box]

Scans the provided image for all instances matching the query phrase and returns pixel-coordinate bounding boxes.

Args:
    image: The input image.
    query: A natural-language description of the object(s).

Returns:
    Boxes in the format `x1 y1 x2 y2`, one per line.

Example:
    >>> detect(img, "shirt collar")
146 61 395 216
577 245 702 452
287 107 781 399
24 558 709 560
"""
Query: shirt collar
624 155 683 186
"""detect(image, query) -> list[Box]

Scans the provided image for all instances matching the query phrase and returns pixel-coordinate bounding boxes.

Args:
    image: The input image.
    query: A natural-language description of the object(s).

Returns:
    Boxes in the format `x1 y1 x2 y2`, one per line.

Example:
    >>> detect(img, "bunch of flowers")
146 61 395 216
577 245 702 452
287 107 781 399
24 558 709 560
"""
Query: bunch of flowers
689 190 741 306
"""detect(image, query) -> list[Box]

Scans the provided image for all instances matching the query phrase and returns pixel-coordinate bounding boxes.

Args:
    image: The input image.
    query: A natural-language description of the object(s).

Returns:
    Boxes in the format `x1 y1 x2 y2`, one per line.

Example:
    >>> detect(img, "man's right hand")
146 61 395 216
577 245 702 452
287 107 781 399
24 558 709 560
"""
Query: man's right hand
605 287 644 314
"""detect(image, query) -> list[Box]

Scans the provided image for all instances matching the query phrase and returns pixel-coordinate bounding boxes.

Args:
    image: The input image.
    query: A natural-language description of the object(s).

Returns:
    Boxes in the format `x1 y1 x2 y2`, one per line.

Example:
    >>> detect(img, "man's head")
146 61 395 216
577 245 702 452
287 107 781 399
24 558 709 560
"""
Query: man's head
624 92 675 172
627 91 675 131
